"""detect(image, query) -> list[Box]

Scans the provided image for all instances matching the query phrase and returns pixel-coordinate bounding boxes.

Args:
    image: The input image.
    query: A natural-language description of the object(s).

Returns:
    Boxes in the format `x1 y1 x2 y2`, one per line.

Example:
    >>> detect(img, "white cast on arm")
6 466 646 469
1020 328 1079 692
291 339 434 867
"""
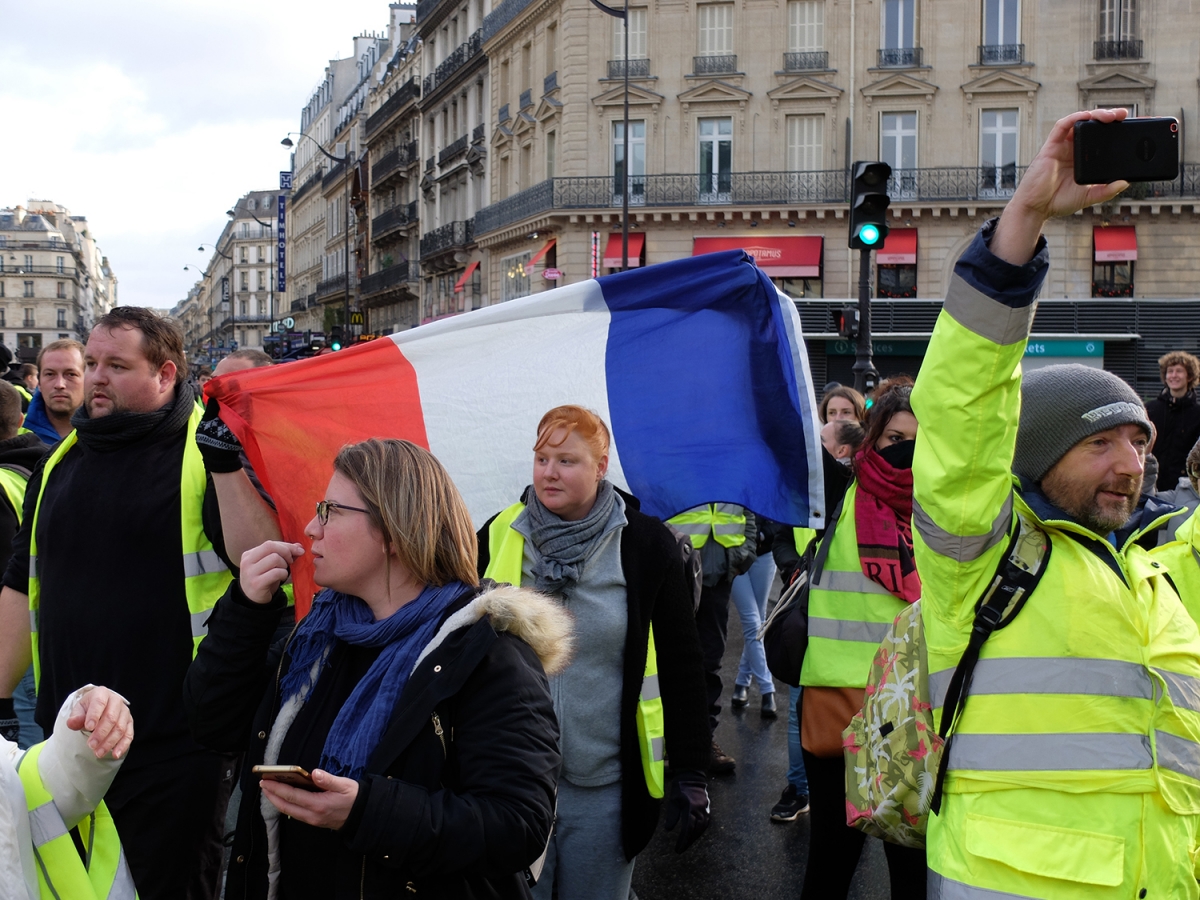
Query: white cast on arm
37 686 127 829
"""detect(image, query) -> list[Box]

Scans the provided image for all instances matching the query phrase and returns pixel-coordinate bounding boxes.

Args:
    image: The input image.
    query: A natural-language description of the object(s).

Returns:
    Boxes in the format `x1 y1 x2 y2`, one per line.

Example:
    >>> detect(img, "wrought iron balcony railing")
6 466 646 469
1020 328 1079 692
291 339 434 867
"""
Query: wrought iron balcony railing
372 201 418 240
877 47 922 67
519 89 533 110
978 44 1024 65
543 71 558 93
420 219 475 258
1117 163 1200 199
221 314 275 328
426 156 435 172
693 54 737 75
365 78 420 136
360 262 413 296
315 273 348 298
322 156 351 188
1095 39 1143 59
439 134 470 166
372 143 417 187
0 265 77 276
423 30 483 98
607 58 651 79
784 51 829 71
473 122 486 143
498 103 511 123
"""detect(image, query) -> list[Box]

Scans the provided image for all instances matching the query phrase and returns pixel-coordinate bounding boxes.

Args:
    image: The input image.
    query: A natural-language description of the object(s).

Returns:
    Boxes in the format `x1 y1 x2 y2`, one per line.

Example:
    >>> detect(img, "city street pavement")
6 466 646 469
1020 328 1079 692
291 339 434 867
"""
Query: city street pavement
631 584 891 900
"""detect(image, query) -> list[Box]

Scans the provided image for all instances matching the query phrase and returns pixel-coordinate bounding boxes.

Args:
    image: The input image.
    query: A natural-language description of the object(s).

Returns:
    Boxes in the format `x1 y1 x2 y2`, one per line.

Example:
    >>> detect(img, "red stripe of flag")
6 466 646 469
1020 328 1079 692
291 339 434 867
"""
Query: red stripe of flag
208 338 427 615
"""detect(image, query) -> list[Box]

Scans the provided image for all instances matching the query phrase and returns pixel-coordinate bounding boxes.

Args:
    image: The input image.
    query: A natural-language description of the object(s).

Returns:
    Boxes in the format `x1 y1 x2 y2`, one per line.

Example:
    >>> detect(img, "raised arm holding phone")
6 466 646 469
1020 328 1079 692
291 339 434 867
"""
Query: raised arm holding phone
910 109 1200 899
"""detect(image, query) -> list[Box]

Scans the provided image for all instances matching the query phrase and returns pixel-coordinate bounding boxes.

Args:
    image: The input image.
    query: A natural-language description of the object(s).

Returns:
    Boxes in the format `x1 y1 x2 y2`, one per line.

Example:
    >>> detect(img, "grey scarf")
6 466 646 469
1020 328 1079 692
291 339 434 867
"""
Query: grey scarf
72 382 196 452
524 480 619 594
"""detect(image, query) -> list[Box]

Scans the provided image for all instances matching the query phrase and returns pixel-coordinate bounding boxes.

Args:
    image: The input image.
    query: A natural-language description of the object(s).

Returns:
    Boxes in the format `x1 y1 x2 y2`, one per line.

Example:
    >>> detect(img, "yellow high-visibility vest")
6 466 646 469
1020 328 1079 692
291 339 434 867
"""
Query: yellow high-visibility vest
18 741 138 899
485 501 665 799
28 403 233 687
667 503 746 550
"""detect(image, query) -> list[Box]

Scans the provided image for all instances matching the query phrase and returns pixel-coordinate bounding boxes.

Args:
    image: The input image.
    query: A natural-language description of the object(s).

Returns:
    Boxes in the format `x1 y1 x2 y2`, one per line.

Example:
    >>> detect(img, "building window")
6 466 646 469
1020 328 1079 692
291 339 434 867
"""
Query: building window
258 298 267 316
547 131 557 180
56 256 65 274
23 308 33 326
522 42 532 92
0 284 4 299
56 309 66 328
1093 261 1134 297
23 282 33 298
878 264 917 298
18 333 40 352
1099 0 1136 41
240 222 250 237
56 282 65 299
883 0 915 48
881 111 918 196
257 245 265 262
257 270 267 291
502 252 532 301
520 143 533 190
500 155 511 199
240 299 249 315
613 8 648 59
980 108 1019 194
613 120 646 201
982 0 1019 46
786 115 824 171
697 4 734 56
240 272 249 292
698 117 733 202
23 256 32 270
547 22 559 74
788 0 824 51
0 308 5 324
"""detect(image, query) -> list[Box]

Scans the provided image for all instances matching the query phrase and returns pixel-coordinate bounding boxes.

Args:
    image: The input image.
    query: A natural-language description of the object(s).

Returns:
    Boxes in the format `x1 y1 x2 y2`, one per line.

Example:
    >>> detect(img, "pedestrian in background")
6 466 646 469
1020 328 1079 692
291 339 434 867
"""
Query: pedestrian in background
800 378 926 900
729 520 779 718
187 438 564 899
818 385 866 426
479 405 711 900
22 339 85 444
1146 350 1200 490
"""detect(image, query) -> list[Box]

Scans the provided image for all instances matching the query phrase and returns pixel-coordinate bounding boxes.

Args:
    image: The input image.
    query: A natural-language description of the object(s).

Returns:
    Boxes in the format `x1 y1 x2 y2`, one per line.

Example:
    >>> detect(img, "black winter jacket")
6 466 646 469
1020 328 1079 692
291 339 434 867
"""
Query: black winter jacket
1147 388 1200 491
477 489 710 861
183 581 568 900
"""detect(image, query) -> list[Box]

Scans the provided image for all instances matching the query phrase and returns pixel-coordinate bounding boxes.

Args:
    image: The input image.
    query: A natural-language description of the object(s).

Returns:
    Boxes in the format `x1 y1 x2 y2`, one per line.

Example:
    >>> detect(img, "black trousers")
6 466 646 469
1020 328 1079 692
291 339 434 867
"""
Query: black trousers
695 580 733 735
105 748 227 900
799 750 926 900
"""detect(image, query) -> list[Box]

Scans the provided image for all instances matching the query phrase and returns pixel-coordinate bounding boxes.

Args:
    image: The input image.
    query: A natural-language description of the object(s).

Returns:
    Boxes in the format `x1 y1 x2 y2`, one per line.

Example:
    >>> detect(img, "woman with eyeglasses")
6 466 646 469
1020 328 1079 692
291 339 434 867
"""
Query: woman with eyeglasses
184 438 571 900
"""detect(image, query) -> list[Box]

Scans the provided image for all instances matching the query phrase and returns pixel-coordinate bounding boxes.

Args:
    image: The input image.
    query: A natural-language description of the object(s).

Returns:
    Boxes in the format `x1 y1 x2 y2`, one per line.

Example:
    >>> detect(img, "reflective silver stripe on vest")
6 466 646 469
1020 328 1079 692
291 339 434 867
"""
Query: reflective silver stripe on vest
928 870 1038 900
27 800 68 847
808 616 892 644
929 657 1154 710
640 673 661 702
810 569 896 597
671 521 709 534
28 554 37 579
949 732 1153 772
712 522 743 536
1155 669 1200 714
912 492 1012 564
109 848 137 900
184 550 229 578
29 608 37 633
943 273 1037 346
1156 730 1200 781
650 736 665 763
191 609 211 639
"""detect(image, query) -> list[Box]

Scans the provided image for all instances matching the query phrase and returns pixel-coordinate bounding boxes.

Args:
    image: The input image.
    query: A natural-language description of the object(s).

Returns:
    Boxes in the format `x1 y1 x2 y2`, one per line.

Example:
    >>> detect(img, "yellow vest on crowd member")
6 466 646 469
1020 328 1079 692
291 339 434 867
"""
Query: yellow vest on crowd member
0 464 29 525
1152 508 1200 628
793 527 816 556
13 384 32 404
485 501 665 799
667 503 746 550
800 482 908 689
912 269 1200 898
27 403 233 688
17 742 137 900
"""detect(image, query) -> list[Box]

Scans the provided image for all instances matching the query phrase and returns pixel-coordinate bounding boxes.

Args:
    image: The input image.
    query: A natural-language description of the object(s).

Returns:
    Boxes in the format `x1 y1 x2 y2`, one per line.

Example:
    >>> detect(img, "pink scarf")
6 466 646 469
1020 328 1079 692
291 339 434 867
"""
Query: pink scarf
852 447 921 603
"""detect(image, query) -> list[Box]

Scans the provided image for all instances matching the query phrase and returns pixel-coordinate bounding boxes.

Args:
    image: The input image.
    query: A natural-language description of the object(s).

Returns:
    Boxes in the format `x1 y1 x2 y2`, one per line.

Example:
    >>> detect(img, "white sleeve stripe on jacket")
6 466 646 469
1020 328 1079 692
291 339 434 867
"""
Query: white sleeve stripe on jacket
912 492 1013 564
942 274 1038 346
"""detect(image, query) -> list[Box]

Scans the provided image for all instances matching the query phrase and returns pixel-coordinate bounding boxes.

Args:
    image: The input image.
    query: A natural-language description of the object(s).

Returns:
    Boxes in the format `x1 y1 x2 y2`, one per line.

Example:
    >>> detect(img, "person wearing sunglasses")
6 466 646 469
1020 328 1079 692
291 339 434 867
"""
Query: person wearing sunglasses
184 438 571 900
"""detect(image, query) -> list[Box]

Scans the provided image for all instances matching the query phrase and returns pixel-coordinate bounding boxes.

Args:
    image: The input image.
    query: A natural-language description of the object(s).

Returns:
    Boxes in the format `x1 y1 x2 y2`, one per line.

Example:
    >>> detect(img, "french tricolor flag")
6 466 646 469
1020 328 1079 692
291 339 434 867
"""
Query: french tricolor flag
210 250 824 611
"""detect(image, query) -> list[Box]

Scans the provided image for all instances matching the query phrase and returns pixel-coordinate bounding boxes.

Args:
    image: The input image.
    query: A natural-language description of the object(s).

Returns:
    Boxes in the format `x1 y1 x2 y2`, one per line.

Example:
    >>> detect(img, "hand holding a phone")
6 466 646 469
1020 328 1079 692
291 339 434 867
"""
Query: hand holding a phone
993 108 1130 267
67 686 133 760
240 540 306 605
259 767 359 830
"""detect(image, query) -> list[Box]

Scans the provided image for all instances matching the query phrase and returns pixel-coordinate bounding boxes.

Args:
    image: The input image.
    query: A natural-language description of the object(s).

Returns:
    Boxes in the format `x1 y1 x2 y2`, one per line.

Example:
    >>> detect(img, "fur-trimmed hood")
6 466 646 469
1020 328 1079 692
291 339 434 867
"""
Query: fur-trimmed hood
413 582 574 677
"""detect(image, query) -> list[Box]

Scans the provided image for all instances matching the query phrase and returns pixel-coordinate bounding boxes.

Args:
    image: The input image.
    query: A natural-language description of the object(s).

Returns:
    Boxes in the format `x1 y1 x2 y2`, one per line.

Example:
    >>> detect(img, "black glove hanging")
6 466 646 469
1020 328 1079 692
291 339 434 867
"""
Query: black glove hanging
663 770 711 853
195 397 244 474
0 696 19 744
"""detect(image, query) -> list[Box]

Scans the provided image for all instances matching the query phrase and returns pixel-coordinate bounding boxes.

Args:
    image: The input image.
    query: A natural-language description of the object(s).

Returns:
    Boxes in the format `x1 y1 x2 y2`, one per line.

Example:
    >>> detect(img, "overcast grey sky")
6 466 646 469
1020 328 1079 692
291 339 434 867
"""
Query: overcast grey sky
0 0 394 310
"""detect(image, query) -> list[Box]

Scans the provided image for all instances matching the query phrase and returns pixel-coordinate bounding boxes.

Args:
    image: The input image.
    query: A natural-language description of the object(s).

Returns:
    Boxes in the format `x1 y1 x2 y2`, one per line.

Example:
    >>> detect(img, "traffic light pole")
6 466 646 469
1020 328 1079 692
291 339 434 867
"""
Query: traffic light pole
852 247 879 395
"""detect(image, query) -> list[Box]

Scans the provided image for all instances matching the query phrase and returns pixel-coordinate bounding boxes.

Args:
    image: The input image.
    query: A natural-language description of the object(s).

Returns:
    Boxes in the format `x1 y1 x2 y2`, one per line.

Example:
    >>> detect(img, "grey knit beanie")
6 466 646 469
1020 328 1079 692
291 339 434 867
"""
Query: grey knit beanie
1014 364 1151 482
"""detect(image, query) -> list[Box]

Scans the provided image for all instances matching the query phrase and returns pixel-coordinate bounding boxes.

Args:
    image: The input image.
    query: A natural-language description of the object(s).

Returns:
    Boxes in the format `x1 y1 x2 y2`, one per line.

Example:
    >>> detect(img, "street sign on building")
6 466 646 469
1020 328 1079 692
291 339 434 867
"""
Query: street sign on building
279 171 293 190
543 268 563 281
277 195 287 293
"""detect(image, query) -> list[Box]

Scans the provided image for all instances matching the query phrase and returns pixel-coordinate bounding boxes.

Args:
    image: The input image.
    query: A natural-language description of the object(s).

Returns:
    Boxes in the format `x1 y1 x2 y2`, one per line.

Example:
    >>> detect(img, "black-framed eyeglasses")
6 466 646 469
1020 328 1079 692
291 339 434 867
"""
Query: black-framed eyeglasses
316 500 371 526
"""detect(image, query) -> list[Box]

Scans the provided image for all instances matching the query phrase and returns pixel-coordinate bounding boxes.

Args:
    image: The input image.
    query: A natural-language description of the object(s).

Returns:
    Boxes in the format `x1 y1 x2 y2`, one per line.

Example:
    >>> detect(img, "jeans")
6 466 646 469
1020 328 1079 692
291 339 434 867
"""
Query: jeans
731 554 776 694
13 665 40 750
787 685 808 793
532 779 636 900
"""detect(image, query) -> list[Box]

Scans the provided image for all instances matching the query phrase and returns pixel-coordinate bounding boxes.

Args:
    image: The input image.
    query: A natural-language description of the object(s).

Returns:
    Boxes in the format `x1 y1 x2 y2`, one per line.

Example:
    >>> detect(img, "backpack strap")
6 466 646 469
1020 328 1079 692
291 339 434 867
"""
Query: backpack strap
930 508 1051 815
809 495 847 585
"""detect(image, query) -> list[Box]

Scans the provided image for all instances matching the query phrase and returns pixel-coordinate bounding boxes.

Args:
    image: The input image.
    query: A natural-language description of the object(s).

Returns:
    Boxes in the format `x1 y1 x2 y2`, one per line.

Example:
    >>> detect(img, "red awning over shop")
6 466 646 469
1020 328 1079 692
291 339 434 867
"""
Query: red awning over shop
524 239 557 275
1094 226 1138 262
602 232 646 269
453 260 480 293
876 229 917 265
691 235 822 277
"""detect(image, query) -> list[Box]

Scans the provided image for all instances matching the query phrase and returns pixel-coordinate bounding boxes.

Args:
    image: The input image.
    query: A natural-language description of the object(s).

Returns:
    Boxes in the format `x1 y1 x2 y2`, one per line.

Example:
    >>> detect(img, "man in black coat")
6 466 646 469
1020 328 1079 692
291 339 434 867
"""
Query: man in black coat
1146 351 1200 491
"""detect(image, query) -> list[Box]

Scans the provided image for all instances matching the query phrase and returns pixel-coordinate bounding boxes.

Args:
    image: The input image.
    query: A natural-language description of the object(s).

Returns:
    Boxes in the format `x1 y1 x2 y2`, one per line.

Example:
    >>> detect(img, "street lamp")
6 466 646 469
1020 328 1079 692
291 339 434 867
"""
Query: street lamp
228 204 277 328
590 0 631 270
282 133 352 346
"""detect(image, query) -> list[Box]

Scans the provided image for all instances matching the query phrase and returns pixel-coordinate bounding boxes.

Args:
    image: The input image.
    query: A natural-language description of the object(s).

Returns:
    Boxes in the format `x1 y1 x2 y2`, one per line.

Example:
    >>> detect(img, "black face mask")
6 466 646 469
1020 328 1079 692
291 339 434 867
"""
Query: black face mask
877 439 916 470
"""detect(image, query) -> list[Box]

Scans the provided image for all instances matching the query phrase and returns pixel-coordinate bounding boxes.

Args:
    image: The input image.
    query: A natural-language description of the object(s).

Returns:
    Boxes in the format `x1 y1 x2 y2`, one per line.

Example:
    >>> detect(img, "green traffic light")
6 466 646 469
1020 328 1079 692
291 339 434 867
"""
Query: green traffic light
331 342 342 351
859 223 881 246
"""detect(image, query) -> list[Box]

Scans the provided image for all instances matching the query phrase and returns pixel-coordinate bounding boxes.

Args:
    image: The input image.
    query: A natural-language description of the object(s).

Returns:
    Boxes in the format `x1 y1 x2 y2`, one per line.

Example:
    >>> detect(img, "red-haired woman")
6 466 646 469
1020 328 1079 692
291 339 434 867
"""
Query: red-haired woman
478 405 712 900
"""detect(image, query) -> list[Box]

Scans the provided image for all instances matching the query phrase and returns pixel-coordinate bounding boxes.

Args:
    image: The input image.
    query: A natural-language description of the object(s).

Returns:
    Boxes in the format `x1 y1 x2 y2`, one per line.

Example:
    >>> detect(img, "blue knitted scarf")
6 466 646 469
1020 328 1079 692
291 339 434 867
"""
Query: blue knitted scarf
280 581 470 779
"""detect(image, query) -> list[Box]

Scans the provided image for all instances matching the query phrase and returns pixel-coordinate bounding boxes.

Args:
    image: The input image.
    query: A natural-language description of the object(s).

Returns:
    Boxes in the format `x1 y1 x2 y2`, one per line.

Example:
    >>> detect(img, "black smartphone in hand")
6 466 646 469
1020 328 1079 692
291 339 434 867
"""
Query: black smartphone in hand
1074 117 1179 184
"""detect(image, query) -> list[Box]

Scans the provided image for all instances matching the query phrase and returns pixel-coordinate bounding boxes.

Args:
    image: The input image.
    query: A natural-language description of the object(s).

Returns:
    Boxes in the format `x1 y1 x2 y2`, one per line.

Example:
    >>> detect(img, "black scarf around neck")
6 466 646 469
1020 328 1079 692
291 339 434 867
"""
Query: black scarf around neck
71 382 196 452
